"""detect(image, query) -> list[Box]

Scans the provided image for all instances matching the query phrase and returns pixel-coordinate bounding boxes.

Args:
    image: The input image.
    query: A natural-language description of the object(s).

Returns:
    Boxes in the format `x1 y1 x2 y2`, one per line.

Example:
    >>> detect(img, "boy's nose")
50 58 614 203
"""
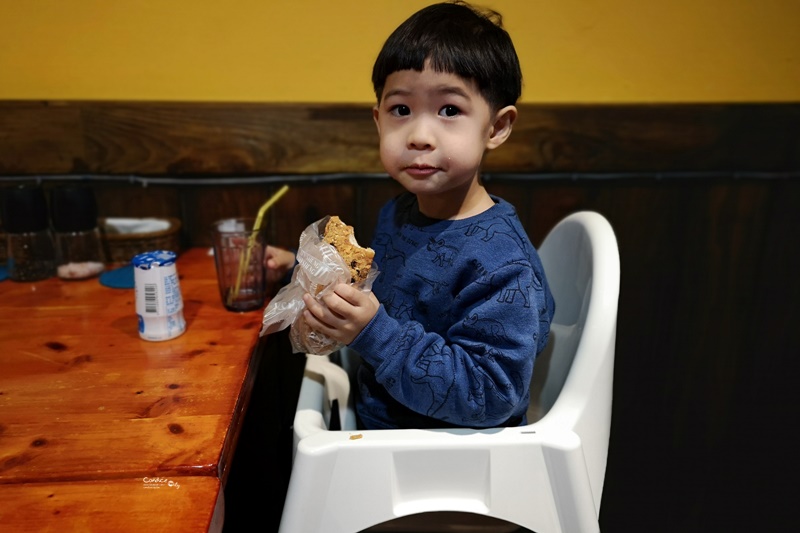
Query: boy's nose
406 118 435 150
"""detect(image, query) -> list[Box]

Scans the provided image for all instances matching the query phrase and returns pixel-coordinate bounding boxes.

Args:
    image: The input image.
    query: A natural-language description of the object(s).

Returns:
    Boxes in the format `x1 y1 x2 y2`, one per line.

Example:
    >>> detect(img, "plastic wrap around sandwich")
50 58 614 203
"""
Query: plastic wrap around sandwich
260 216 377 355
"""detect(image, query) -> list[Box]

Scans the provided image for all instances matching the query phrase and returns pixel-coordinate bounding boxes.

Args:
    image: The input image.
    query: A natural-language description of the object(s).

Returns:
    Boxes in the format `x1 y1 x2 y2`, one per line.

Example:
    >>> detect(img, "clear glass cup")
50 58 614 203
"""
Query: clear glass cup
211 217 267 312
2 185 55 282
54 228 106 280
6 230 56 281
50 185 105 280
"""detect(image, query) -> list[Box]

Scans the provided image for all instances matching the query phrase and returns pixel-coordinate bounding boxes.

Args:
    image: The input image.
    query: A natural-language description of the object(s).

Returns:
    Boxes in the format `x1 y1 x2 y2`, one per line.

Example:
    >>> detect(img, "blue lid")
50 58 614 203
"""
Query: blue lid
132 250 177 269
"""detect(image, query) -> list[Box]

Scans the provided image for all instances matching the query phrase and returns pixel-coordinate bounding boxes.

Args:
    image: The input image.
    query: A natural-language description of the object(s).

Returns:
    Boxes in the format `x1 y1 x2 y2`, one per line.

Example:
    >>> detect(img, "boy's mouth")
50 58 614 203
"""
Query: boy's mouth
404 164 440 177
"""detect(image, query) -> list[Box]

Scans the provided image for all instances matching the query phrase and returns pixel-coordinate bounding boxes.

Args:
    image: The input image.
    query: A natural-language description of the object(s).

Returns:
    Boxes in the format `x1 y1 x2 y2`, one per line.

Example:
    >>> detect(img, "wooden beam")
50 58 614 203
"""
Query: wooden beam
1 101 797 176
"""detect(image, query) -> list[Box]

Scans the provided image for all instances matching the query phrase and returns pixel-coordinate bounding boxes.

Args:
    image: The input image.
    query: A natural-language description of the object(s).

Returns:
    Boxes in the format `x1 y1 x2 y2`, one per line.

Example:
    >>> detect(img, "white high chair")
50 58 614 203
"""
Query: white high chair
278 211 620 533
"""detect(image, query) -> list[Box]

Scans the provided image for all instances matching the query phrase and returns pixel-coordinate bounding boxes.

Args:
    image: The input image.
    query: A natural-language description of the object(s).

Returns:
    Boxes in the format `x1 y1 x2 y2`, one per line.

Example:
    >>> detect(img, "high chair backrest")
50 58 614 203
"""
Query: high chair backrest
530 209 617 420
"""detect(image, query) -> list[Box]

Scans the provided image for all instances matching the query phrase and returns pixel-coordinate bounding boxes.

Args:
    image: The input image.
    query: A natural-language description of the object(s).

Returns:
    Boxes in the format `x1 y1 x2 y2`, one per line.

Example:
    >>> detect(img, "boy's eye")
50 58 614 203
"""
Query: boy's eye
390 105 411 117
439 105 461 117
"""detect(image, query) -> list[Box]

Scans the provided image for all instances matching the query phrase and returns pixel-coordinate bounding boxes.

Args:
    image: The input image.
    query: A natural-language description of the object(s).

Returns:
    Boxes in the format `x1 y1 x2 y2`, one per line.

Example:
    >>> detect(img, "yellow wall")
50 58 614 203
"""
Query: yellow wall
1 0 798 103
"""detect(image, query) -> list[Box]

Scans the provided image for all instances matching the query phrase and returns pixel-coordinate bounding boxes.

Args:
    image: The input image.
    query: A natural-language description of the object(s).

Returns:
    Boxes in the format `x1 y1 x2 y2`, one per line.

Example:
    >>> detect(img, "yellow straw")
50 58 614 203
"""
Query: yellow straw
228 185 290 306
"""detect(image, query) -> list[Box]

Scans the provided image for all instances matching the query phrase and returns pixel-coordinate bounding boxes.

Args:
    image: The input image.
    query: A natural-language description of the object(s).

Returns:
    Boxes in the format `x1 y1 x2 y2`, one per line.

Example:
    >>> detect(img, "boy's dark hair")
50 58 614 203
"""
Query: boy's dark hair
372 1 522 111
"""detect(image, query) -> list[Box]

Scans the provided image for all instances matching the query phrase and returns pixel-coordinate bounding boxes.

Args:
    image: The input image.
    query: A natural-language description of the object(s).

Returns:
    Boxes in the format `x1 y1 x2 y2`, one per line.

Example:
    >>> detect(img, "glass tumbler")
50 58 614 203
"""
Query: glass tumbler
50 185 105 280
2 185 55 282
211 218 267 312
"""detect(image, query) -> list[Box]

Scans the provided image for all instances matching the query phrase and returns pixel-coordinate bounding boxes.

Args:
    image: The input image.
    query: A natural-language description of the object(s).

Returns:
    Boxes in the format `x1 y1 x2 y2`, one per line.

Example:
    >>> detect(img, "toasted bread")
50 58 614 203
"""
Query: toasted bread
323 215 375 284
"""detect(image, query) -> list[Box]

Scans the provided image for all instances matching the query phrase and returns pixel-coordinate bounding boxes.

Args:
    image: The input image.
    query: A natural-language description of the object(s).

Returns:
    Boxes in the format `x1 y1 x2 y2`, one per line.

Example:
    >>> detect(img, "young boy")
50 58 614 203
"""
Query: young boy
270 1 554 429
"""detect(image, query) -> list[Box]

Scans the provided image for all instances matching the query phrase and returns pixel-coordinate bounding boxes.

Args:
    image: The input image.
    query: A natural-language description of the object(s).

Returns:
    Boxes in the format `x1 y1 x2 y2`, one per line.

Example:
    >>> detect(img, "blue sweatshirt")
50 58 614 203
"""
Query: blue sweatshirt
349 193 555 429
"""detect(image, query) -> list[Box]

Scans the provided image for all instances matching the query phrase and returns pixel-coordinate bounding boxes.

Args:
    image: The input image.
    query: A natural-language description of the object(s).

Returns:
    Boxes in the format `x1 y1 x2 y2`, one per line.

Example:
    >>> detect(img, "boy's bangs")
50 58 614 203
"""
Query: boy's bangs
376 42 483 88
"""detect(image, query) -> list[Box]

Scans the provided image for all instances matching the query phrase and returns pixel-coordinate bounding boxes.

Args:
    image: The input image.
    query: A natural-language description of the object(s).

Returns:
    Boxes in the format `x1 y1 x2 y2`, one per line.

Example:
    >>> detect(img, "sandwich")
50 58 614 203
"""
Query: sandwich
322 215 375 285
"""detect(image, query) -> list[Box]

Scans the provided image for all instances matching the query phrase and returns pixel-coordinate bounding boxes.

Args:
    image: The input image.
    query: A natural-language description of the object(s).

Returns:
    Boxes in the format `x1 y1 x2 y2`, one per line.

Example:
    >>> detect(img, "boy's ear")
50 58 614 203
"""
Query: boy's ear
486 105 517 150
373 105 381 135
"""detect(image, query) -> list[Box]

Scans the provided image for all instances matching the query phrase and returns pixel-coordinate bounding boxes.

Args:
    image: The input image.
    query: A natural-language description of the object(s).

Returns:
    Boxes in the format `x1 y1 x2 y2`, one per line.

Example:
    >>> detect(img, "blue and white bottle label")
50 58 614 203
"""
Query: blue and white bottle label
133 251 186 341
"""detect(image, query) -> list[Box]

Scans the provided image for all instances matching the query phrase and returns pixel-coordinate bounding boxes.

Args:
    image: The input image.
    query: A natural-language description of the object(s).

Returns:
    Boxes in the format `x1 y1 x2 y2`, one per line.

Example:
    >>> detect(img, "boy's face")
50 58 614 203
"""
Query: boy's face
373 63 515 213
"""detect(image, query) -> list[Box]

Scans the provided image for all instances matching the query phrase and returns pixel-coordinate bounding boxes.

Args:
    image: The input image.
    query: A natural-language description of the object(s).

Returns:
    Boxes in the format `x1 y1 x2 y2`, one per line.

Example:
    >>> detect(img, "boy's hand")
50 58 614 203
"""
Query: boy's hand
302 283 380 345
264 245 296 283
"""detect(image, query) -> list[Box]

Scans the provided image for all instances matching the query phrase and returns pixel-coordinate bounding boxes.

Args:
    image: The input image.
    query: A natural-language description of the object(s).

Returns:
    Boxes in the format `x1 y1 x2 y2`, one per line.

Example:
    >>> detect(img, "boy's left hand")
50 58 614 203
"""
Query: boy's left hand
302 283 380 345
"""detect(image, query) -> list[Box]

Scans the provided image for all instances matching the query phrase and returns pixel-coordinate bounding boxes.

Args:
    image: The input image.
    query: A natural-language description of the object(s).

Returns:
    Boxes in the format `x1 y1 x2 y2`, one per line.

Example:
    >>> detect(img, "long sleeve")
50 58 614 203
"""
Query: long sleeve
351 261 548 427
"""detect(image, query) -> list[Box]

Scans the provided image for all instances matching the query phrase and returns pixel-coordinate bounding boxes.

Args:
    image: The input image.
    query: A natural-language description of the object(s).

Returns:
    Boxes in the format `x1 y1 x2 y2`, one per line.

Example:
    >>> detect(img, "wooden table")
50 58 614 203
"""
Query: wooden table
0 248 266 532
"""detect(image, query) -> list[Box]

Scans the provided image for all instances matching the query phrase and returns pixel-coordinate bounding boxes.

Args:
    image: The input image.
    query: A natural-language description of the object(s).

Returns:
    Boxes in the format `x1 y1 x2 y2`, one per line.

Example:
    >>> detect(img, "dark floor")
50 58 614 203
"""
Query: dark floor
222 330 304 533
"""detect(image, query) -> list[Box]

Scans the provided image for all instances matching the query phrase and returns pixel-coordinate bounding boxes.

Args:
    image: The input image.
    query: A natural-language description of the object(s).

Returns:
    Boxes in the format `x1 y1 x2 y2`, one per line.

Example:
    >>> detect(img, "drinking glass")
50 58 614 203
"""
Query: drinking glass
211 218 267 312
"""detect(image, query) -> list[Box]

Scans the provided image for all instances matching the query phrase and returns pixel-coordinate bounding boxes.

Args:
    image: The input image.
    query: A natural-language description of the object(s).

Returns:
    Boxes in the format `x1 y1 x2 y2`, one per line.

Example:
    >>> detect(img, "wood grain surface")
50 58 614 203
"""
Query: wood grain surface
0 476 223 533
1 101 797 176
0 248 264 531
